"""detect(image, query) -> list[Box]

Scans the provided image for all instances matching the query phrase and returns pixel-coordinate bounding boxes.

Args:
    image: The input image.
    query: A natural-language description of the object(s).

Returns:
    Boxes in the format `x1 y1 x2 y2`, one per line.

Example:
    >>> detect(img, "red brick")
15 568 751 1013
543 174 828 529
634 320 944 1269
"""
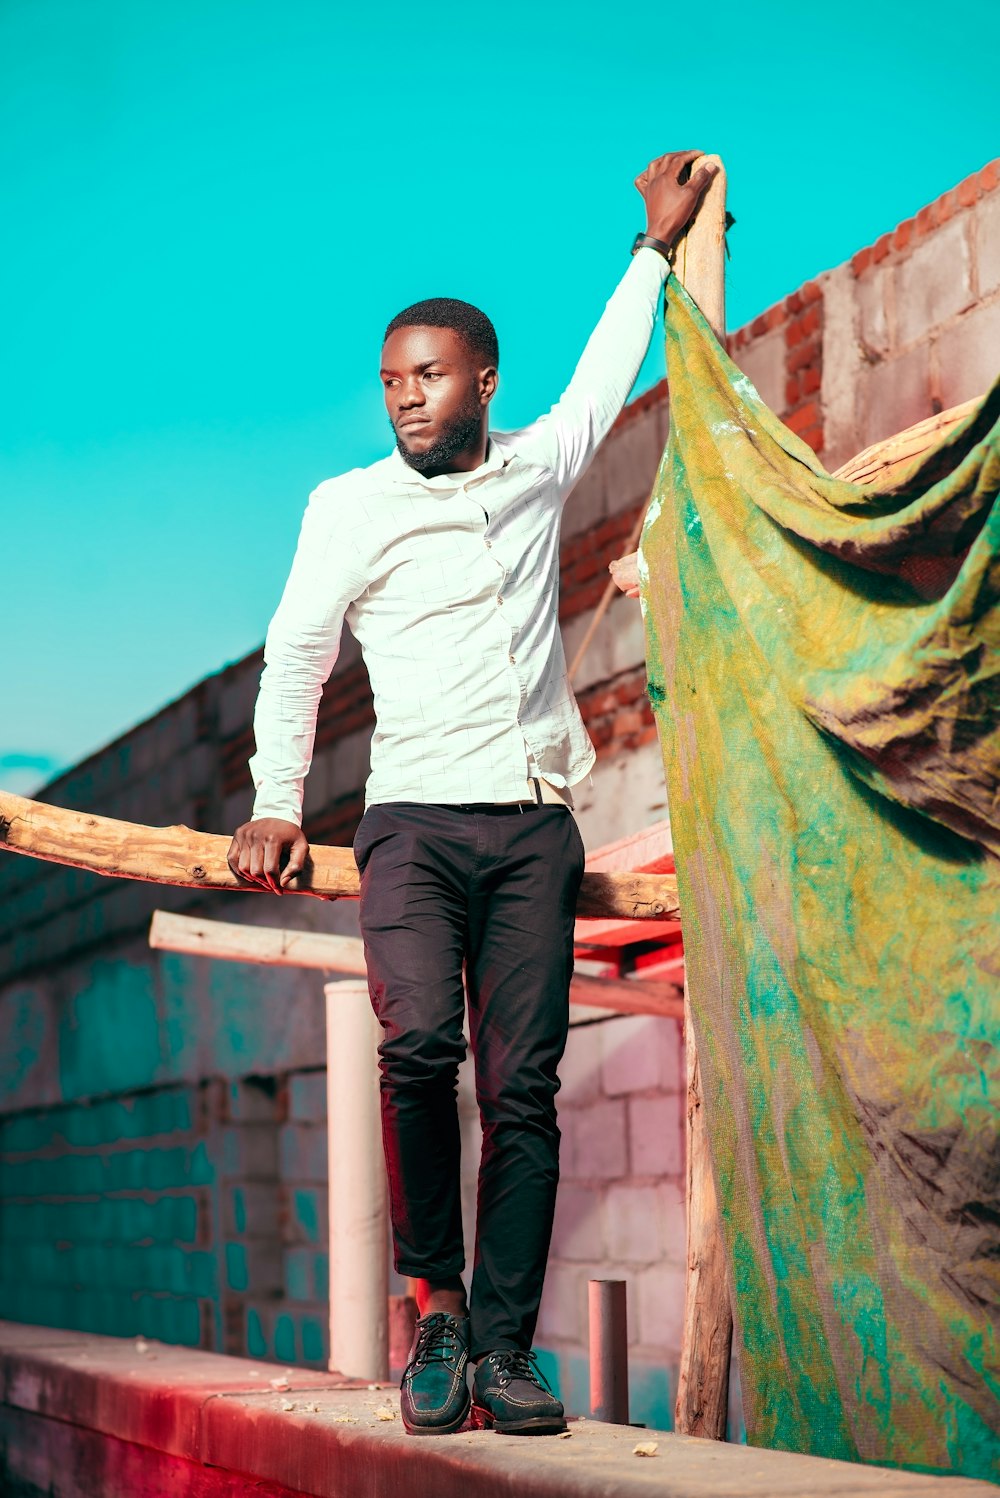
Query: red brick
851 245 873 277
785 317 804 348
979 160 1000 193
801 305 821 337
936 190 958 226
613 708 647 738
787 342 818 374
766 305 785 331
872 233 892 263
802 364 821 396
574 551 607 585
798 425 824 453
784 291 803 316
915 202 938 237
636 724 659 747
785 400 821 435
559 577 606 620
957 173 979 209
893 219 914 252
611 375 667 434
751 313 769 339
785 376 801 407
801 281 822 305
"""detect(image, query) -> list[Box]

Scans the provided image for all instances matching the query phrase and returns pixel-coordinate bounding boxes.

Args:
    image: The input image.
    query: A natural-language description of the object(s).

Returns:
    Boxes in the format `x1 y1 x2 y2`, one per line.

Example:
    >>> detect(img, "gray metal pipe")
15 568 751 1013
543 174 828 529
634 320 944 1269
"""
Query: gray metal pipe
588 1278 629 1423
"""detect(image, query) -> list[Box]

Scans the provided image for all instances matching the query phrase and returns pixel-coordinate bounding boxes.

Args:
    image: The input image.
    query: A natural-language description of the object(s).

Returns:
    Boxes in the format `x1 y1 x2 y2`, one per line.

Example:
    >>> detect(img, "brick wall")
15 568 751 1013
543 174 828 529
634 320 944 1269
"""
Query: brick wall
0 159 996 1422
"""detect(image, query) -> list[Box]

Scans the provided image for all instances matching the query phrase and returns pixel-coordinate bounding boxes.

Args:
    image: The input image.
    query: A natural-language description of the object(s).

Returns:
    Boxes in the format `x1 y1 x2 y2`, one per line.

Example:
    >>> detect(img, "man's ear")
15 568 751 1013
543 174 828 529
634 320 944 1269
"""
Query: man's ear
480 366 499 406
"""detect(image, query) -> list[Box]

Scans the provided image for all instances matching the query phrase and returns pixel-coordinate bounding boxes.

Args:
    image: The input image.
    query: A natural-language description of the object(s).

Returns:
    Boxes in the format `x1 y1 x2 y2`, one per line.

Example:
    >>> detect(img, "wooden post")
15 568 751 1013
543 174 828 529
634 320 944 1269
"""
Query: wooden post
674 998 733 1438
669 155 735 1441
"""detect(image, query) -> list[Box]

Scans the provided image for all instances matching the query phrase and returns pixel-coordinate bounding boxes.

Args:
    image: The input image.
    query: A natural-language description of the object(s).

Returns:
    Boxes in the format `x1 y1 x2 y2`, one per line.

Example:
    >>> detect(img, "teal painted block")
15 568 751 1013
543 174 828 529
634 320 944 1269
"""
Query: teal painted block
273 1313 296 1364
2 1112 53 1153
301 1317 326 1363
159 954 202 1074
532 1346 562 1400
232 1187 246 1234
247 1307 268 1359
58 958 162 1101
629 1363 673 1431
184 1251 217 1298
173 1194 198 1244
226 1242 248 1292
190 1141 214 1185
292 1188 321 1244
534 1348 590 1418
564 1353 590 1418
314 1252 329 1301
285 1248 311 1302
0 982 48 1109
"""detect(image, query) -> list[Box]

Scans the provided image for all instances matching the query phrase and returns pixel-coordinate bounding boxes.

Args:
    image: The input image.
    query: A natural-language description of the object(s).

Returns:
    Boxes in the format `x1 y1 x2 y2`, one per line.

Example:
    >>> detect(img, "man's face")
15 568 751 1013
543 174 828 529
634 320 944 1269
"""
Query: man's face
380 325 495 472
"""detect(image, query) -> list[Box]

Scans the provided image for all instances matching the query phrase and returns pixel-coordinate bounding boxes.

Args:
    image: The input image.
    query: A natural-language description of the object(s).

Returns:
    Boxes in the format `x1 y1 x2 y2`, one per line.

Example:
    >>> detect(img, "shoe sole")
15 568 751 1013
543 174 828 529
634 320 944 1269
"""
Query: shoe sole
402 1393 471 1436
471 1403 567 1435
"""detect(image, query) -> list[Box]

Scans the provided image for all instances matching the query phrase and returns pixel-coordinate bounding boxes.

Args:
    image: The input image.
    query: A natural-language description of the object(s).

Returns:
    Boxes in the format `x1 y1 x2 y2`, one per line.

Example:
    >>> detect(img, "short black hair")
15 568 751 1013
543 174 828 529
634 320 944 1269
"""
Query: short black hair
383 297 499 368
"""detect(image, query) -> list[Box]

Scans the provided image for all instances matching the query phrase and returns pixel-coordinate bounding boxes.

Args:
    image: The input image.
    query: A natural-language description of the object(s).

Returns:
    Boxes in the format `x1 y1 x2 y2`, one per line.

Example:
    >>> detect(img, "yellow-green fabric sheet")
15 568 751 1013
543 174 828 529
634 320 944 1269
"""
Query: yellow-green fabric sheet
640 279 999 1481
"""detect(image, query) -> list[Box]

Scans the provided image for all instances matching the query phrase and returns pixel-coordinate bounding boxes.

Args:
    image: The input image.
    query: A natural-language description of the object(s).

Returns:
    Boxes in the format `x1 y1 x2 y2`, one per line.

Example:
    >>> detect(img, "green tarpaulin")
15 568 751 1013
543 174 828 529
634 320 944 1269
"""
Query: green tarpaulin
640 279 1000 1482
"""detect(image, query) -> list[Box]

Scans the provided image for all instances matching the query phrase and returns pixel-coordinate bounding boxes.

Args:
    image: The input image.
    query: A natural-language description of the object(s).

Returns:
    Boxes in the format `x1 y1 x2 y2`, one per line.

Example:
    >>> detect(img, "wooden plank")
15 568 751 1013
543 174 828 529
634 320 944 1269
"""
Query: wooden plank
832 397 979 487
0 791 679 922
149 910 368 972
148 910 684 1019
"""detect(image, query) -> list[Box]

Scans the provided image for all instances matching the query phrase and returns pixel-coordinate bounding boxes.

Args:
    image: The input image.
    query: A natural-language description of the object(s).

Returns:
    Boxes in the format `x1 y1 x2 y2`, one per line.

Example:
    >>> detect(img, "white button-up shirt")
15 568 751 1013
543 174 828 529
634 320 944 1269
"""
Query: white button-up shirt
249 248 669 822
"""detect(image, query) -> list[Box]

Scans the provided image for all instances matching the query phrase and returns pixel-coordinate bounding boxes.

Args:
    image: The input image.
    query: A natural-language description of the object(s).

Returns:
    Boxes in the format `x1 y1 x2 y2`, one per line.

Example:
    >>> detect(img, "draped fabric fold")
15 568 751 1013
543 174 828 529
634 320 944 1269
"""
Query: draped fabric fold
640 278 999 1481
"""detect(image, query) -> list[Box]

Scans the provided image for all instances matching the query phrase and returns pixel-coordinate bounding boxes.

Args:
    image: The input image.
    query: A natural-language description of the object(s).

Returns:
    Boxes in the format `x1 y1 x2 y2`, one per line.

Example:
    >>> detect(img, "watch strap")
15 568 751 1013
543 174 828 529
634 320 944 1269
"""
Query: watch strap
631 231 676 264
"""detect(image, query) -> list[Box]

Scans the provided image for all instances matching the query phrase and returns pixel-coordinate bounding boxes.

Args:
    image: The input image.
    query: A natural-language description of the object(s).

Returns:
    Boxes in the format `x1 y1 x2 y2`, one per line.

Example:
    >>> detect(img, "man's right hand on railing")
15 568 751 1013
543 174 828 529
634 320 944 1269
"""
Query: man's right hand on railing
227 818 309 894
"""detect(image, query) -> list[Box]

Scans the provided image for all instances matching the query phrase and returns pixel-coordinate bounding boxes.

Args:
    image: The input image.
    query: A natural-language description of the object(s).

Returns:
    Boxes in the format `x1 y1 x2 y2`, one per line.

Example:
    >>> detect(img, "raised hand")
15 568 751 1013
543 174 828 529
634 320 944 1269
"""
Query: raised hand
634 149 719 251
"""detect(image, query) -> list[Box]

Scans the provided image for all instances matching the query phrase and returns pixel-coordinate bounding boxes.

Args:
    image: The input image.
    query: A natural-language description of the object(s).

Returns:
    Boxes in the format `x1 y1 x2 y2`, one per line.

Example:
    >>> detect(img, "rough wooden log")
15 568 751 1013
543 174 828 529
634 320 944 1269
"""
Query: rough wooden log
149 909 685 1019
0 791 679 923
675 1000 733 1438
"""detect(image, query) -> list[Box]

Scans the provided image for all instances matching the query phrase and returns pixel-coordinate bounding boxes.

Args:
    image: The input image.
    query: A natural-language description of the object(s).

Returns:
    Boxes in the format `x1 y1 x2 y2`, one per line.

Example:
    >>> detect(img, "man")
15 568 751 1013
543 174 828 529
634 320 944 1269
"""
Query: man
228 150 716 1435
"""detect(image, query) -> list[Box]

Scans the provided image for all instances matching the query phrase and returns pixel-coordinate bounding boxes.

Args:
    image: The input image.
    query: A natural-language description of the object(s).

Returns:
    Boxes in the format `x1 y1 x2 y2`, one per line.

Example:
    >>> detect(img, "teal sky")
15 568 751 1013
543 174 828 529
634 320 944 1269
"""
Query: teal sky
3 0 998 795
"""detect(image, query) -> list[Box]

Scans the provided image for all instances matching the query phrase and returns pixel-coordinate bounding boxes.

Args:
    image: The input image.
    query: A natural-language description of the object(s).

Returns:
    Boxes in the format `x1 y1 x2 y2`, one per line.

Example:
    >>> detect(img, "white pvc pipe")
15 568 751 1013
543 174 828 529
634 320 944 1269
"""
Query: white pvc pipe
325 979 389 1381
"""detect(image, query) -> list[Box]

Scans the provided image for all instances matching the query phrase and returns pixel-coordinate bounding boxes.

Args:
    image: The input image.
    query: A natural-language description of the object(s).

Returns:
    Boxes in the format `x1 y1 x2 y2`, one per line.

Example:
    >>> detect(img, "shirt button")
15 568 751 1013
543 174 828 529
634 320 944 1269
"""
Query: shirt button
485 539 492 549
509 654 516 664
497 596 503 606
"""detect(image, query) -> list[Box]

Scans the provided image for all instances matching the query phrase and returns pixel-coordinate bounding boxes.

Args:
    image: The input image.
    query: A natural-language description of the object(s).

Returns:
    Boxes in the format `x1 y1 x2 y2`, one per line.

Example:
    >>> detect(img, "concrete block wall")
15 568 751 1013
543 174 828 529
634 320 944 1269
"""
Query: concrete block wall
0 1084 214 1346
534 1013 686 1426
0 159 996 1415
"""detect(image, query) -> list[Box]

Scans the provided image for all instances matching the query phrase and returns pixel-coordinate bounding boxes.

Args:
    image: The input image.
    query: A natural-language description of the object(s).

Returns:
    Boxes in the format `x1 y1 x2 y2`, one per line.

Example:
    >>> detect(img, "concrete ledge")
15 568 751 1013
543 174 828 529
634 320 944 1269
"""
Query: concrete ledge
0 1321 992 1498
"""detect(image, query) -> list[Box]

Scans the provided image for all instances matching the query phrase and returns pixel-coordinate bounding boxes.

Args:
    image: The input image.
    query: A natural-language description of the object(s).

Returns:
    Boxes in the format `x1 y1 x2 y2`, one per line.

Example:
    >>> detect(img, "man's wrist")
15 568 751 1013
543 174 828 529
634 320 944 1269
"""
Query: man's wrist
631 231 676 264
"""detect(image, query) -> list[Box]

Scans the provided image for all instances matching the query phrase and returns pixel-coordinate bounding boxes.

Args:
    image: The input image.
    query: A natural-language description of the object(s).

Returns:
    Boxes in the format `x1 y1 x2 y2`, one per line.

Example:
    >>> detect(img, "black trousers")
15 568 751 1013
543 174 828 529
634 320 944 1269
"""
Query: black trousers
353 800 585 1360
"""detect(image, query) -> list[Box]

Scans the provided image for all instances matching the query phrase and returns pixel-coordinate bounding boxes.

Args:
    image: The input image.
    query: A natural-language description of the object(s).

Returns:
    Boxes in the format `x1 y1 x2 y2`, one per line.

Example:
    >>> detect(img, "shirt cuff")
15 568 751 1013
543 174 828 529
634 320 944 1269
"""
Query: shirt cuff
631 243 673 285
251 791 303 826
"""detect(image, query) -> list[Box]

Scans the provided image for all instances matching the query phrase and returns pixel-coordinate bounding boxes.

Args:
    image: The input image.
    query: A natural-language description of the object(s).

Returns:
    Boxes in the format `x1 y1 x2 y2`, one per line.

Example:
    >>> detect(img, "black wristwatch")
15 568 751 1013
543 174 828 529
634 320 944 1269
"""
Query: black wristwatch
631 232 676 265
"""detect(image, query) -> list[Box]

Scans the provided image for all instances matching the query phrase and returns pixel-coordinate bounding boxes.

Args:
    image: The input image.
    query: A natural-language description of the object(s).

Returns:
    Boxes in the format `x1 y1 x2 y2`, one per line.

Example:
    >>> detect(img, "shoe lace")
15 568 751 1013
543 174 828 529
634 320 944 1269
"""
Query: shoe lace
412 1313 463 1367
489 1349 553 1390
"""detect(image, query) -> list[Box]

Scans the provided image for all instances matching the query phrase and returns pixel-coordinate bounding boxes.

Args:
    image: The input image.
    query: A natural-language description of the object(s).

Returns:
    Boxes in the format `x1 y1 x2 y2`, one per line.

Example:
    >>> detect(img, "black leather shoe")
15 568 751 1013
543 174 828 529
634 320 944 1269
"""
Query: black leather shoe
399 1312 471 1435
471 1349 566 1434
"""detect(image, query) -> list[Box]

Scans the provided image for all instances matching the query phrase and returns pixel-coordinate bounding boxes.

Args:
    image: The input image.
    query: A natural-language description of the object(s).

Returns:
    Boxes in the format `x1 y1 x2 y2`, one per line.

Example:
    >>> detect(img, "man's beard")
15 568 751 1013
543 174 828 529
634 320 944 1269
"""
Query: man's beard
394 398 482 473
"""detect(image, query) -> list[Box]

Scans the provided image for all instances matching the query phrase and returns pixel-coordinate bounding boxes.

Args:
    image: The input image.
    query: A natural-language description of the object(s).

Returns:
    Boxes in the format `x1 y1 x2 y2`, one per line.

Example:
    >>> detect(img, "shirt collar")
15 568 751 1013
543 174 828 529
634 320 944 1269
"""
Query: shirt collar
386 435 507 490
